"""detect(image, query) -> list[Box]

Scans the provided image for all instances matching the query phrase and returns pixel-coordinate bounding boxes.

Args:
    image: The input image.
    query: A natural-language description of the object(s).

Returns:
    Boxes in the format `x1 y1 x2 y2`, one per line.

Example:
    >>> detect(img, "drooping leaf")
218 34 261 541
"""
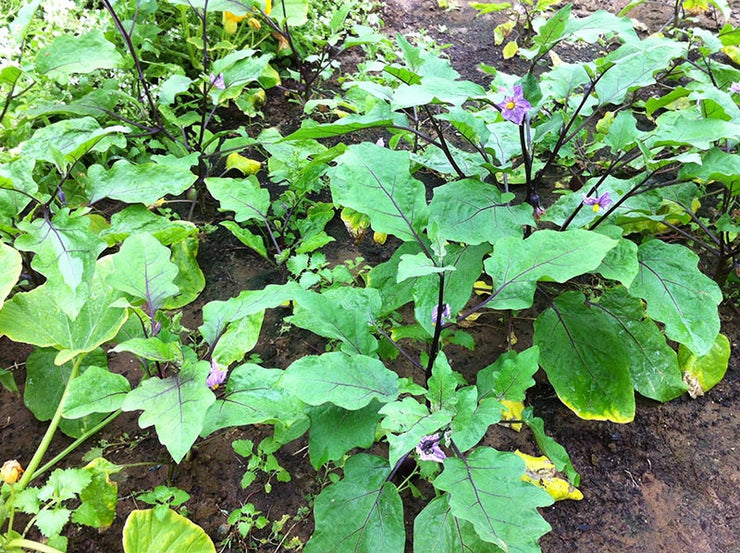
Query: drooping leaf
428 178 533 245
201 363 306 436
308 402 381 470
63 365 131 418
483 229 617 310
523 409 579 485
122 509 216 553
0 258 128 365
627 239 722 356
0 242 21 310
88 154 198 205
289 287 381 355
122 360 215 463
15 209 107 319
514 450 582 502
280 352 399 410
305 454 404 553
328 143 429 242
414 495 505 553
597 287 686 402
434 447 553 553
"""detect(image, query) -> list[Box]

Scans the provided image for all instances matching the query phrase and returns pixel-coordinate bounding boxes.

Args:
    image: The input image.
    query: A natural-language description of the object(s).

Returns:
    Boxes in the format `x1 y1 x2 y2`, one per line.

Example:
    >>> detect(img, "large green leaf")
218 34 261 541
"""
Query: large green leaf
597 287 686 402
308 402 381 470
107 233 180 312
63 366 131 418
36 30 123 81
88 154 198 205
122 509 215 553
204 176 270 223
483 229 617 310
15 210 106 320
534 291 635 422
201 363 306 436
289 287 381 355
328 143 429 242
122 360 215 463
280 352 399 410
0 242 21 310
627 240 722 356
434 447 553 553
102 205 199 246
414 495 504 553
0 258 128 365
428 178 533 245
305 454 404 553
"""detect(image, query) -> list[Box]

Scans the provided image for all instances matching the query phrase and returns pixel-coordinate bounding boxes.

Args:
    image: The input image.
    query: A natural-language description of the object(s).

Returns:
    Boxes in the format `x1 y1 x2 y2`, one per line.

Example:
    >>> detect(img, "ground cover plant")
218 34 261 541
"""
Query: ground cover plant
0 0 737 551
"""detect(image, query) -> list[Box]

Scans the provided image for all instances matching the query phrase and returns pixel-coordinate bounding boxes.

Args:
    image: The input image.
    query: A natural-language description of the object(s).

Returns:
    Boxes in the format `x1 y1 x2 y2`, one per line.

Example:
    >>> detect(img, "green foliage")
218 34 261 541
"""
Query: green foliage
122 509 215 553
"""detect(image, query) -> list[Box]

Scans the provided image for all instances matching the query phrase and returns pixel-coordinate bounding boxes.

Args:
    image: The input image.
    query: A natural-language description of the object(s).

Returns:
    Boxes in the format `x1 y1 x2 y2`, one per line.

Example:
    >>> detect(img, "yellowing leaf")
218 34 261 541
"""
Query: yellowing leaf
595 111 615 135
341 207 370 243
514 450 583 502
373 232 387 245
503 40 518 59
680 333 730 398
500 400 524 431
226 153 261 175
473 280 492 295
722 45 740 65
548 50 563 66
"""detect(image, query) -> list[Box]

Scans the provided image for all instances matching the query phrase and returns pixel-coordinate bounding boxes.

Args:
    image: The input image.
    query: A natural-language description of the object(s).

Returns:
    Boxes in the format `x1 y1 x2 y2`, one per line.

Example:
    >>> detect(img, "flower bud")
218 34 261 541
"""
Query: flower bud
1 460 24 485
247 17 261 30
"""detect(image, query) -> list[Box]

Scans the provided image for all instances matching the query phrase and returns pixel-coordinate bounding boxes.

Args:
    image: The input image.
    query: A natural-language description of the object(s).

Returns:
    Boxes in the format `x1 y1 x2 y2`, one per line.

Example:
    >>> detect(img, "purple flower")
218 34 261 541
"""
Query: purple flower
498 85 531 125
416 434 446 463
432 303 452 325
730 82 740 94
210 73 226 90
207 360 227 389
582 192 613 213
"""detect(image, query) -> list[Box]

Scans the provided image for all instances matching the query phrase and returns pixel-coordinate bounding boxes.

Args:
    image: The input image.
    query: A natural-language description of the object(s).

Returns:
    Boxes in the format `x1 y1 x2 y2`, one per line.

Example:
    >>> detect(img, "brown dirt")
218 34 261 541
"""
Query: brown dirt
1 2 739 552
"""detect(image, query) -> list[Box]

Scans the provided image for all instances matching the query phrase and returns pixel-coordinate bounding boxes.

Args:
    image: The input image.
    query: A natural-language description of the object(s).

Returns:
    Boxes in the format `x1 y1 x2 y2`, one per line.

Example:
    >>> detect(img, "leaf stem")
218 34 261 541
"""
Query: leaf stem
5 538 66 553
16 356 84 491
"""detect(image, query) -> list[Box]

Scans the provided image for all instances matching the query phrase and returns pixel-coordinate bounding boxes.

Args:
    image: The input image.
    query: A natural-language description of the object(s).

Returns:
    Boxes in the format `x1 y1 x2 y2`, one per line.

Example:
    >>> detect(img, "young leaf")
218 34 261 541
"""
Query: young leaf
108 233 180 312
534 291 635 422
328 143 429 242
483 229 617 310
122 360 215 463
201 364 306 436
305 454 404 553
434 447 553 552
308 402 382 470
427 352 459 413
627 240 722 356
380 397 452 467
280 352 399 410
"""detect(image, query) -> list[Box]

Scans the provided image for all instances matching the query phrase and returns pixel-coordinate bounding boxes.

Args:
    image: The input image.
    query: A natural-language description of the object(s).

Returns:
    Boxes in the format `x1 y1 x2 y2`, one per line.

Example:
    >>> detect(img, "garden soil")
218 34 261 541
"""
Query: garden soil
1 1 739 552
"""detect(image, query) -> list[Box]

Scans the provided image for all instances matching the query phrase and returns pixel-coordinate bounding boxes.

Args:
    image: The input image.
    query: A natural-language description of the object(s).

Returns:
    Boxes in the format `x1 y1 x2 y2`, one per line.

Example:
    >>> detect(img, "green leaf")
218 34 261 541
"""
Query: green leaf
165 236 205 309
35 508 71 539
434 447 553 552
627 240 722 356
597 287 686 402
210 311 263 367
305 454 404 553
289 287 381 355
15 210 106 319
679 333 730 394
328 143 429 242
603 111 640 152
308 402 381 470
267 0 308 25
88 154 198 205
201 364 306 436
649 110 740 150
450 387 502 452
367 242 421 314
63 365 131 418
0 258 128 365
477 347 539 402
591 226 639 287
533 4 571 51
414 495 504 553
0 242 21 310
108 233 180 312
72 458 121 528
534 291 635 422
427 352 459 412
428 178 533 245
112 337 184 363
122 360 215 463
283 104 408 140
678 147 740 194
205 176 270 223
36 30 123 81
102 205 198 246
280 352 399 410
523 410 579 485
483 229 617 310
380 397 452 467
122 509 215 553
397 252 456 282
220 221 268 259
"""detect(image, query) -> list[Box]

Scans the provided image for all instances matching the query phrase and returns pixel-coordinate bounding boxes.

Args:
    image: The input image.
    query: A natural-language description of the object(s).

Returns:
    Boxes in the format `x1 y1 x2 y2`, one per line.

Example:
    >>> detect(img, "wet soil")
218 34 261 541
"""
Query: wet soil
1 1 739 552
